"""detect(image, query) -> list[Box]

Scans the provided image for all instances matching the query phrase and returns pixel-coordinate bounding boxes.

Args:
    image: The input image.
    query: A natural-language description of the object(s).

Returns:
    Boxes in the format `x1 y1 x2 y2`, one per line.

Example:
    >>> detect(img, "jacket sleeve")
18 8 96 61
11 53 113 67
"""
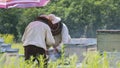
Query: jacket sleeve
45 26 55 47
62 23 71 44
21 25 29 42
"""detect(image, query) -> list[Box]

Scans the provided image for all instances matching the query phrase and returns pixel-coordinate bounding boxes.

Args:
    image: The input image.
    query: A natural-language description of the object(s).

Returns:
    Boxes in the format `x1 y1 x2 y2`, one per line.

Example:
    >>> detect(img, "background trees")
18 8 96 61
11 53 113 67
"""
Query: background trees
0 0 120 41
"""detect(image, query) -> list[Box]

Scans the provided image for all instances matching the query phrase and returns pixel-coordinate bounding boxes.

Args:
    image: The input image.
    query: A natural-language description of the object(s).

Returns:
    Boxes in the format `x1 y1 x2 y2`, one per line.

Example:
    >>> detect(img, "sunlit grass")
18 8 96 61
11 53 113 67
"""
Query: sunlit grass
0 34 14 44
82 51 109 68
1 43 120 68
11 43 24 54
0 52 78 68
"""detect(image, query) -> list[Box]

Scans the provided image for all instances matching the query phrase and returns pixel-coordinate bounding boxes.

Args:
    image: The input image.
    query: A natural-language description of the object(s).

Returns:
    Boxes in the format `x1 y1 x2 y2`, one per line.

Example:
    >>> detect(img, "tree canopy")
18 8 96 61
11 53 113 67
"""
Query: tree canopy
0 0 120 41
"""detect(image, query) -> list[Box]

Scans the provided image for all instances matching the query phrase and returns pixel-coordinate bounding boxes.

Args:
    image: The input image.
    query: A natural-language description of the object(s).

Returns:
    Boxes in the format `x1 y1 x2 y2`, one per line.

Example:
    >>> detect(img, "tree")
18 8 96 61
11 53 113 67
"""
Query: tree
0 8 22 40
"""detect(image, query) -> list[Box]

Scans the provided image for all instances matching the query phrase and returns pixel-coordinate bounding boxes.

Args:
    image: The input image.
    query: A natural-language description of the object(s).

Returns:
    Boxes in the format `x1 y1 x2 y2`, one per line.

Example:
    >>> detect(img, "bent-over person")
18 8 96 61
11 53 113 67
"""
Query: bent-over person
47 14 71 60
21 15 55 67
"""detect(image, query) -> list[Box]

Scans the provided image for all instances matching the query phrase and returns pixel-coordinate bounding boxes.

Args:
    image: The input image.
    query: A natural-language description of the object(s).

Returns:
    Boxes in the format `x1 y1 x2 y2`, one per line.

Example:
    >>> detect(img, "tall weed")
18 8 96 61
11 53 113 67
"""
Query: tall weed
0 34 14 44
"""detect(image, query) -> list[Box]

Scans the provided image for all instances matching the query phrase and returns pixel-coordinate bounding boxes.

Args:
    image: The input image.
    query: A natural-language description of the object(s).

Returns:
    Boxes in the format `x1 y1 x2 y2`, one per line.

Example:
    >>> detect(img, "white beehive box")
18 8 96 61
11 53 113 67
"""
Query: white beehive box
97 30 120 52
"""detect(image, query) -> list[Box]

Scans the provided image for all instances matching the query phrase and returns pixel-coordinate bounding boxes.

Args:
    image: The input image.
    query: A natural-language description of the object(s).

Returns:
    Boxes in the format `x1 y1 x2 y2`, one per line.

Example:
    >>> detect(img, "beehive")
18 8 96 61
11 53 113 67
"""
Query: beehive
97 30 120 52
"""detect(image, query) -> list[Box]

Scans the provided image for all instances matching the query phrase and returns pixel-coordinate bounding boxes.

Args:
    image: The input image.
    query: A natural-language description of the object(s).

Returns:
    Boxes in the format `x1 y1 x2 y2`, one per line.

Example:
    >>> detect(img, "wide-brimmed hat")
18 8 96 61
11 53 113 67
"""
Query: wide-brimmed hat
48 14 61 24
39 14 49 19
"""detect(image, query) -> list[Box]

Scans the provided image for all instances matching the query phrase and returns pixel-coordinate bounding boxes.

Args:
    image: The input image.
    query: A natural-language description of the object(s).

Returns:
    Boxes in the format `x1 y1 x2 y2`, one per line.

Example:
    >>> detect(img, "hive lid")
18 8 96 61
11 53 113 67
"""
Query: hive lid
1 43 11 46
97 30 120 34
0 38 4 43
6 48 19 53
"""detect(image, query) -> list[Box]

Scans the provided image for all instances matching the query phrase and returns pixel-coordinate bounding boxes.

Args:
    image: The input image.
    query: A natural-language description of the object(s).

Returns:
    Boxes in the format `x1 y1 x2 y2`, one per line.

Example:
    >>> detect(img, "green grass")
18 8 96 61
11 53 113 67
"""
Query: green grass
0 43 79 68
1 43 120 68
12 43 24 54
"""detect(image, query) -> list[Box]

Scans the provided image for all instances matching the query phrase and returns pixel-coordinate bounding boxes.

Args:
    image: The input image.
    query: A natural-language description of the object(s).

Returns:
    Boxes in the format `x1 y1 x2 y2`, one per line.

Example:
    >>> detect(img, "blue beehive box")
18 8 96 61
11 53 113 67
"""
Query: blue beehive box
0 43 11 52
0 38 4 45
6 48 19 53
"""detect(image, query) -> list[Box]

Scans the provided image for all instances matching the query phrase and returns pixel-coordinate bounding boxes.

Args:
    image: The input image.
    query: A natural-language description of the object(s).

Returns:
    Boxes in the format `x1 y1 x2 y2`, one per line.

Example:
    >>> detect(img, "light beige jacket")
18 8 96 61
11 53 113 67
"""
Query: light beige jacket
21 21 55 50
54 23 71 50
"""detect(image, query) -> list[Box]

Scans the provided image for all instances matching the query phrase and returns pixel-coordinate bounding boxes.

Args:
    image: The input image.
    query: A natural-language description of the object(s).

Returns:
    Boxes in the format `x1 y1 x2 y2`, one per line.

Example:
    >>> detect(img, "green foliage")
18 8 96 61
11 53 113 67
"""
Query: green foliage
0 53 78 68
12 43 24 54
1 43 120 68
1 51 120 68
0 9 22 39
0 34 14 44
82 52 109 68
0 0 120 40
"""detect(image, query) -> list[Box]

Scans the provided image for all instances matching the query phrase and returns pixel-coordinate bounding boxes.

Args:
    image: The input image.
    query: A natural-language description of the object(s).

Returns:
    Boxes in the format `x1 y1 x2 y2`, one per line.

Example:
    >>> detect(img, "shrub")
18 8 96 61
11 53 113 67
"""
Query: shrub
0 34 14 44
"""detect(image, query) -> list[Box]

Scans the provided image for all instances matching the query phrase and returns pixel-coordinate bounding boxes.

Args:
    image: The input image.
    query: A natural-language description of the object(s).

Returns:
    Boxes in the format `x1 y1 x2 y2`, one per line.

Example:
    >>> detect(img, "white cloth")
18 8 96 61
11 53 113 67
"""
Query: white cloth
62 23 71 44
21 21 55 50
54 23 71 51
47 23 71 61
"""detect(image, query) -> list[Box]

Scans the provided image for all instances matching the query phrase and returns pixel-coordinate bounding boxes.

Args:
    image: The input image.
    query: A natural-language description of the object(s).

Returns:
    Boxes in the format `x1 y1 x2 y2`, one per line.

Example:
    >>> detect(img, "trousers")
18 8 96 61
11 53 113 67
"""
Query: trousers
24 45 47 68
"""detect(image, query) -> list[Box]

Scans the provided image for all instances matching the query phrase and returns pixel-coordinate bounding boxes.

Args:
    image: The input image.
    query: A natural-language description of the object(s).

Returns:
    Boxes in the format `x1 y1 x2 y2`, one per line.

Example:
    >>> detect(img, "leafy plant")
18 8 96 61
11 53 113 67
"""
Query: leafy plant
1 43 120 68
0 34 14 44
